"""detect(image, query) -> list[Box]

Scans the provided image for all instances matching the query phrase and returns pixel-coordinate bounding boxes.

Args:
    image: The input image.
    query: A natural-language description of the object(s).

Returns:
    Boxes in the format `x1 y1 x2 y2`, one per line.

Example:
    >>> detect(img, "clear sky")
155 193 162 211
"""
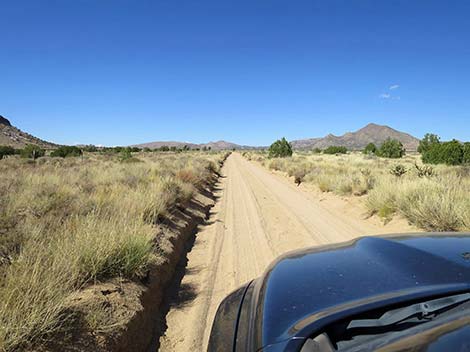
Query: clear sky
1 0 469 146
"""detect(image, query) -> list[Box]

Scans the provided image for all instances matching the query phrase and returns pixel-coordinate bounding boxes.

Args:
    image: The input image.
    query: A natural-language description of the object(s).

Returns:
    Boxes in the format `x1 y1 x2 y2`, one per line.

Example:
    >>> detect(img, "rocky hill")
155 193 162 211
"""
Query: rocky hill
0 115 57 148
133 140 252 150
291 123 419 151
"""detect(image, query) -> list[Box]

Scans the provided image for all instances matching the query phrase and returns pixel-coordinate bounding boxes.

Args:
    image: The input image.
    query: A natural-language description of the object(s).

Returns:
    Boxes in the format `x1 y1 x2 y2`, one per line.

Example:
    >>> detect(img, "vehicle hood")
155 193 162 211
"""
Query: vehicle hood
253 233 470 350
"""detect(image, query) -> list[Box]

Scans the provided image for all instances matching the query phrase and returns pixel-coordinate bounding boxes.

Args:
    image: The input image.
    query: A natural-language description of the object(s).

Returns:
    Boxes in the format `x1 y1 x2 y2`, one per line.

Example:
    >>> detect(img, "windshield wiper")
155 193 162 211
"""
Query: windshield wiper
347 292 470 329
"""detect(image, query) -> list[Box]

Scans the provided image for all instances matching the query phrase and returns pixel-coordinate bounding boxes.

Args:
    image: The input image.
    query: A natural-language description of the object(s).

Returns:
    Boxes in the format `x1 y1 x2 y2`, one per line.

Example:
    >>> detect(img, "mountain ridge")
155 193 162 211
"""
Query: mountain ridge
135 123 419 151
0 115 57 148
291 123 420 151
132 140 254 150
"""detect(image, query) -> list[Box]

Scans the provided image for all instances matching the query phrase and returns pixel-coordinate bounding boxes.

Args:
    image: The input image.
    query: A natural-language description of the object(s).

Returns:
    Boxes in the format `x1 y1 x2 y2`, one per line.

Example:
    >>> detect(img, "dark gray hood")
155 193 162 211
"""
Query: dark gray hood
253 234 470 350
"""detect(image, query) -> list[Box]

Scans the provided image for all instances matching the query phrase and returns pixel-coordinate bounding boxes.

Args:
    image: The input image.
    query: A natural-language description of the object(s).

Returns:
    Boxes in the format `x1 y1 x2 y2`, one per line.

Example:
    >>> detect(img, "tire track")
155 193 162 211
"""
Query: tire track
158 153 417 351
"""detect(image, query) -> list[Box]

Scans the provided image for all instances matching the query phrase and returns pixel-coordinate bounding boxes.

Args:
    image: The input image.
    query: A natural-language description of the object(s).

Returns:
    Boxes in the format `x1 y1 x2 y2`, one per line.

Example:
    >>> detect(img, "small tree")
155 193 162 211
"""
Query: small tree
0 146 17 160
82 144 98 152
438 140 464 165
21 144 45 160
363 143 377 155
463 142 470 164
312 148 322 154
51 146 83 158
377 138 405 158
323 146 347 154
268 137 293 158
418 133 440 154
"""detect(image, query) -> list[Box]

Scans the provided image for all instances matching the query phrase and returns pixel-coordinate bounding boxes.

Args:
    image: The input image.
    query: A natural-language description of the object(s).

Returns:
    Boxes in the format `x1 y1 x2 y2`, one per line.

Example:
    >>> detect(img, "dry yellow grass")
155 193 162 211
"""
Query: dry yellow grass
0 151 226 351
245 151 470 232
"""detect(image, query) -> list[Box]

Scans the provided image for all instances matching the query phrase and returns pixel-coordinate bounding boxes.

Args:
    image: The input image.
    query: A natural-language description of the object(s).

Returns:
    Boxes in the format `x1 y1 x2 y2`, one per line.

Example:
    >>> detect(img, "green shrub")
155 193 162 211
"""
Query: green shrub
20 145 45 160
82 145 98 152
377 138 405 158
363 143 377 155
0 146 17 160
50 146 83 158
323 146 347 154
312 148 322 154
119 148 134 162
417 133 440 154
268 138 293 158
464 142 470 164
422 139 464 165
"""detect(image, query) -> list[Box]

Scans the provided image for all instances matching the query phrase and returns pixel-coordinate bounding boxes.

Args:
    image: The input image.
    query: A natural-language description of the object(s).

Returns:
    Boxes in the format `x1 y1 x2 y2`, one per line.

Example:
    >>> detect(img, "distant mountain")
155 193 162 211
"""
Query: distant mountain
291 123 420 151
0 115 57 148
133 140 253 150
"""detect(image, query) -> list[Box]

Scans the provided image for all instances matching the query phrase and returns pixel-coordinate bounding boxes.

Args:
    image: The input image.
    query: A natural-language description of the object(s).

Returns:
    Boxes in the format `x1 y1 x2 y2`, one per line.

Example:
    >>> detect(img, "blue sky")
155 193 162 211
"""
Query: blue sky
1 0 469 146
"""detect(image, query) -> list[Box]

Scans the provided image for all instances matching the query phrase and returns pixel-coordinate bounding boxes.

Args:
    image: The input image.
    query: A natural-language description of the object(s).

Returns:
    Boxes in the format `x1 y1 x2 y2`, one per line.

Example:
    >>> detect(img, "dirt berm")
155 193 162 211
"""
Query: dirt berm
42 160 226 352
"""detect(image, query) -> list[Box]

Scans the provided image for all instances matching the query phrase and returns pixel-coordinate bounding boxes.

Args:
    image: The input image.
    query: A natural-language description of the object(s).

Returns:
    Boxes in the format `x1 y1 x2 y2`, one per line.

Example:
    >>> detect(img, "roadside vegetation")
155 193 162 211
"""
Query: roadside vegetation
0 149 227 351
244 135 469 232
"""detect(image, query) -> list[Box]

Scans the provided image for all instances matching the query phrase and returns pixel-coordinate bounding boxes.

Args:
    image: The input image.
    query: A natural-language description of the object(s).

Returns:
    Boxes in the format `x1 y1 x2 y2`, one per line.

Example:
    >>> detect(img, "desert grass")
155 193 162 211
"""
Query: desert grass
245 151 470 232
0 151 226 351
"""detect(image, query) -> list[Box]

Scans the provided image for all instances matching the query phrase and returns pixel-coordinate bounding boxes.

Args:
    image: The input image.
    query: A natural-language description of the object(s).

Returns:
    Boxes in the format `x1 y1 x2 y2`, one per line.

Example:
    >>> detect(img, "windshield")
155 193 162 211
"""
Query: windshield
302 293 470 352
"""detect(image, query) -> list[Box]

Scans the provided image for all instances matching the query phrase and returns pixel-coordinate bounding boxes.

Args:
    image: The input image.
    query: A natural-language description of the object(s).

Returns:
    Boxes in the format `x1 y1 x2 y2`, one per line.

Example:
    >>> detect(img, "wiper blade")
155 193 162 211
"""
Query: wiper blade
347 292 470 329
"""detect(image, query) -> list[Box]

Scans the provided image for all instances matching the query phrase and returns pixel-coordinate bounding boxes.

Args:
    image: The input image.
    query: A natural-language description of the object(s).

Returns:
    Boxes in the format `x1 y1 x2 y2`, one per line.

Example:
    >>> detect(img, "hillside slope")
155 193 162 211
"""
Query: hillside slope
0 115 57 148
133 140 252 150
291 123 419 151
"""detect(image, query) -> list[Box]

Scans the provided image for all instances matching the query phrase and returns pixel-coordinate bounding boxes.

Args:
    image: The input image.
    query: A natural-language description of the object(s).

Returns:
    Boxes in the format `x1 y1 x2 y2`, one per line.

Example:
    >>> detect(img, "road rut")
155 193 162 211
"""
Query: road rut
158 153 415 351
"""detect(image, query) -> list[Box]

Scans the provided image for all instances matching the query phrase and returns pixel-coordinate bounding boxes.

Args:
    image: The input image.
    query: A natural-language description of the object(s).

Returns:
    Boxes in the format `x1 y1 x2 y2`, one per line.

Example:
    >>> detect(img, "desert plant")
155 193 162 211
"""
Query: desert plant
363 143 377 155
360 168 375 191
119 148 133 161
292 168 307 186
0 146 17 160
390 164 407 177
377 138 405 158
82 145 98 152
414 163 434 178
50 146 83 158
323 146 347 154
422 139 464 165
268 138 293 158
463 142 470 164
20 144 45 160
418 133 440 154
419 133 468 166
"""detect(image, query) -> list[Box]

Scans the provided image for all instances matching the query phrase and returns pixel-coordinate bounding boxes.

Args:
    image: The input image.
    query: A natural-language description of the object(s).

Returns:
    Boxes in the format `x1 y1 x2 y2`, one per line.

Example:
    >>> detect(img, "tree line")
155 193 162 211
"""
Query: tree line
268 134 469 165
0 144 213 160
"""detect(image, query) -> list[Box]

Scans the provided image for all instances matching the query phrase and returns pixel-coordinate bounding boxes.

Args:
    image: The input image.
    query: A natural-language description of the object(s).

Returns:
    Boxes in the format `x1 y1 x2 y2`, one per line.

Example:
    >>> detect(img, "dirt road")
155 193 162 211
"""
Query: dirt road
158 153 416 351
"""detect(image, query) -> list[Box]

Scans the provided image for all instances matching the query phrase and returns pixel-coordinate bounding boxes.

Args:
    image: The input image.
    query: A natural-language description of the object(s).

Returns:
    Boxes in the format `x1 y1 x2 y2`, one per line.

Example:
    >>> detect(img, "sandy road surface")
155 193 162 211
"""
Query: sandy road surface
158 153 416 351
